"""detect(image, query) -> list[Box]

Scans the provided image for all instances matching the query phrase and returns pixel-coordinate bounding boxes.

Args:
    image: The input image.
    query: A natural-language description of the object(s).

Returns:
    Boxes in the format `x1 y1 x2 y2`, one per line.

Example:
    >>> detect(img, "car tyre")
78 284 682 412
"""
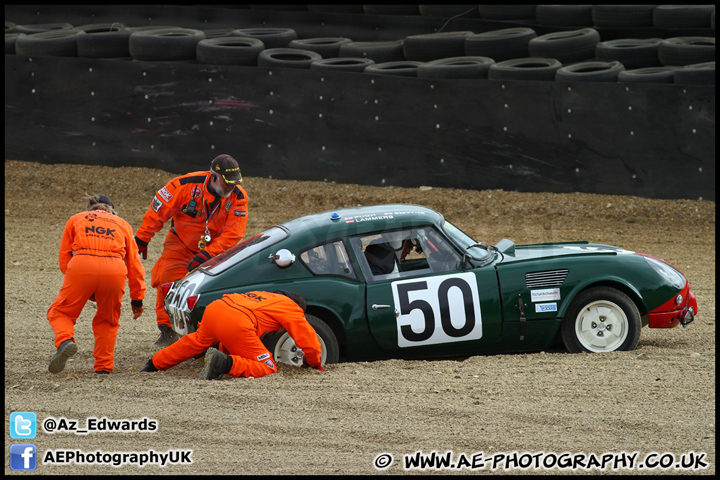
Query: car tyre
528 28 600 64
463 28 537 63
562 287 642 353
403 31 473 62
554 61 625 83
338 40 406 63
658 37 715 67
257 48 322 69
13 22 74 34
129 28 206 61
618 66 677 84
196 37 264 65
310 57 375 73
653 5 716 28
535 5 592 27
15 29 80 57
673 61 715 86
591 5 655 27
417 56 495 79
5 33 25 54
231 28 297 49
594 38 662 70
262 314 340 366
76 23 131 58
289 37 353 58
488 57 562 81
364 61 423 77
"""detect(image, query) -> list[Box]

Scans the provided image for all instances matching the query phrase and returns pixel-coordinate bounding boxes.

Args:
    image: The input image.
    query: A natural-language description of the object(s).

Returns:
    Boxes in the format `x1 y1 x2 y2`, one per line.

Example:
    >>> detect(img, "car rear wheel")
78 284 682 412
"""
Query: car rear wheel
262 314 340 366
562 287 641 353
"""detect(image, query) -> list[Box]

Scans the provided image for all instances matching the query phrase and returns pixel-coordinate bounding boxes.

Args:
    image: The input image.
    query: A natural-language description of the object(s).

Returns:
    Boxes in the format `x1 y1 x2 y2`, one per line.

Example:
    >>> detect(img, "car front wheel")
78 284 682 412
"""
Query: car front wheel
562 287 642 353
262 314 340 366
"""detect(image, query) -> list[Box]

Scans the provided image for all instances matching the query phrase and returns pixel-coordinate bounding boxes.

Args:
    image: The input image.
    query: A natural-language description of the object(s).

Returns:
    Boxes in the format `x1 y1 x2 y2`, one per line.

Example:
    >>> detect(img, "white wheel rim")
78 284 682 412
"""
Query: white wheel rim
574 300 629 352
272 333 327 366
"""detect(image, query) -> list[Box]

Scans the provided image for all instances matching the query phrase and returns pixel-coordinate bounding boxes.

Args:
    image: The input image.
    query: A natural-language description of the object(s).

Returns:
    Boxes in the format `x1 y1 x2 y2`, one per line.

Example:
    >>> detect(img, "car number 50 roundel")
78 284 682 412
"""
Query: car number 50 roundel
391 273 483 348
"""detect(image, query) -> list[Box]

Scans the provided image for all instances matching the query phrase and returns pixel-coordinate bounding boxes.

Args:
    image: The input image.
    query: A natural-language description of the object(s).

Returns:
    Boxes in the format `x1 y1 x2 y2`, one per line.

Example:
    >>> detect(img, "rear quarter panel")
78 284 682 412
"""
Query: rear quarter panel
193 256 380 359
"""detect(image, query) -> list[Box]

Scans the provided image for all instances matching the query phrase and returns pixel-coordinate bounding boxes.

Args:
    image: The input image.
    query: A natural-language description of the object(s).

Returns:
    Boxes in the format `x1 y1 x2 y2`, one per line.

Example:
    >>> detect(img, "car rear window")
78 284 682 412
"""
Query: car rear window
200 226 289 275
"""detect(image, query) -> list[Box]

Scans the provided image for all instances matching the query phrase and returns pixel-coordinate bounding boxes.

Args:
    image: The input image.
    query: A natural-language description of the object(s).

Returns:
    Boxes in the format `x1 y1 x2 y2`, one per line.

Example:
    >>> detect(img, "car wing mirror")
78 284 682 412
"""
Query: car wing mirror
269 249 296 268
460 253 471 270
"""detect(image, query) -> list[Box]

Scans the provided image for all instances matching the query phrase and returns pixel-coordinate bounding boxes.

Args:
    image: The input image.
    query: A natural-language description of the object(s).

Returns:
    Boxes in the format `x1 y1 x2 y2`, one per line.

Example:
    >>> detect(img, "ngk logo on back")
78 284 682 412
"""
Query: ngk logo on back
85 225 116 237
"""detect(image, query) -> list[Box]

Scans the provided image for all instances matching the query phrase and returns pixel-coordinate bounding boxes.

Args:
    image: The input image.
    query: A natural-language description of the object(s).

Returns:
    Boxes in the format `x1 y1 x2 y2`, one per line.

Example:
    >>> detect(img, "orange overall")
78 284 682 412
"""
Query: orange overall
135 171 248 328
47 210 146 372
153 292 322 378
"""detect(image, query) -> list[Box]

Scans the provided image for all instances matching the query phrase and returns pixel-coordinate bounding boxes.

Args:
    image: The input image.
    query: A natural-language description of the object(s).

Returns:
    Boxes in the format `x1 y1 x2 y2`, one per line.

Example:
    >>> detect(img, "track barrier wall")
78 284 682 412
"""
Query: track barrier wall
4 5 716 200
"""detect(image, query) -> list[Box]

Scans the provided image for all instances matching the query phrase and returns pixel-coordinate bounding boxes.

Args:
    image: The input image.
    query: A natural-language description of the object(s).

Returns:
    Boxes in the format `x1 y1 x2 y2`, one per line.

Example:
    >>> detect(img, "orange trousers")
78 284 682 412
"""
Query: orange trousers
47 255 127 372
151 231 195 328
153 299 278 378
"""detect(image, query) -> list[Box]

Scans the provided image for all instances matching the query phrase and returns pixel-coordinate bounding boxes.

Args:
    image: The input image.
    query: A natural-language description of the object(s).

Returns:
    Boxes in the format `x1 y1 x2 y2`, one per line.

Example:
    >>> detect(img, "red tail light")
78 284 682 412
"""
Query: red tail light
186 295 200 311
161 282 173 297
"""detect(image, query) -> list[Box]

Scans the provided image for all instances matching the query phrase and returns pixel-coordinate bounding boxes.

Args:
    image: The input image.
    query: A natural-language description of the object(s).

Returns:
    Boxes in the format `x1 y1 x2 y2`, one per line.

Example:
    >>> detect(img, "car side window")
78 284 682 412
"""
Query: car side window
424 228 463 273
300 240 356 279
351 228 462 283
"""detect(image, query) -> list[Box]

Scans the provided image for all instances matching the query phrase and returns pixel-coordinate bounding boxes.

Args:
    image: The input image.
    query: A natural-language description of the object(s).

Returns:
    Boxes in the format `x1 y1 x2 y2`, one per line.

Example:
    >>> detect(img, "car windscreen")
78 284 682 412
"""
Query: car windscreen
199 226 289 275
442 220 491 261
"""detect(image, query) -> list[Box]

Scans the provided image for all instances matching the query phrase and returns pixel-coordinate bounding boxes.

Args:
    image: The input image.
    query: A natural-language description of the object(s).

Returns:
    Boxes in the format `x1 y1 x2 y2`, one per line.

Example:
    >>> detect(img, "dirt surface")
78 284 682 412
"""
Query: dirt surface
4 159 715 475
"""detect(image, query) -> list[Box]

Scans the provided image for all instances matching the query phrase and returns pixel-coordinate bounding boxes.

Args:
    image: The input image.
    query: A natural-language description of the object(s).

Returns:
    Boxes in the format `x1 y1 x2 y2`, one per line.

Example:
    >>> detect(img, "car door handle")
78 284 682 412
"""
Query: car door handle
372 304 391 310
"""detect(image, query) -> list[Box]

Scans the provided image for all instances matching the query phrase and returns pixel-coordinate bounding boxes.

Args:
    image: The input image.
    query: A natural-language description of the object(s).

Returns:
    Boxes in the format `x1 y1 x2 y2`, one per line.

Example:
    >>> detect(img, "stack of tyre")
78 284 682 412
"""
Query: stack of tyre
589 5 715 85
3 22 341 70
349 5 715 84
4 5 715 85
4 22 206 60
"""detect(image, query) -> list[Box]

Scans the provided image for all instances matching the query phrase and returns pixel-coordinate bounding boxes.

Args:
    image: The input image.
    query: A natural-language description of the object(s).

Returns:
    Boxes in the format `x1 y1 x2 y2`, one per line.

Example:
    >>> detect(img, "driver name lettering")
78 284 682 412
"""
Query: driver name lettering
345 211 427 224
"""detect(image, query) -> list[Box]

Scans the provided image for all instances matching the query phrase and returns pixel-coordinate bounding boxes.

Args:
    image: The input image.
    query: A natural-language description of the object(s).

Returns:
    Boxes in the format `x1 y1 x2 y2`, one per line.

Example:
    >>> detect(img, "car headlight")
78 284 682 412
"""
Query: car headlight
641 255 686 290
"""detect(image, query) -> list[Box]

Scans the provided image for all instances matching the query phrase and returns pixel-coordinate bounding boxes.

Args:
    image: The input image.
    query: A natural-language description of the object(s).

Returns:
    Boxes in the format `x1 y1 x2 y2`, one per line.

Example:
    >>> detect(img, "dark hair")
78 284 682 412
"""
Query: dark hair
273 290 307 312
83 193 116 214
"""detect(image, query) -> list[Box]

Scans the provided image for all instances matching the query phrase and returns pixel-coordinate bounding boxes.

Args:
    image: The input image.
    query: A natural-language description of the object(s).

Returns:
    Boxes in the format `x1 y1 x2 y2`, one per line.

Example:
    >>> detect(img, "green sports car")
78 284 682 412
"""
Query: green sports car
163 204 697 366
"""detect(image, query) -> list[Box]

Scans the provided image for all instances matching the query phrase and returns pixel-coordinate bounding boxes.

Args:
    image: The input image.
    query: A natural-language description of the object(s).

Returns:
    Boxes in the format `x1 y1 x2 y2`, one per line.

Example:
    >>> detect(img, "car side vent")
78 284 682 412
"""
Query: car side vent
525 269 569 288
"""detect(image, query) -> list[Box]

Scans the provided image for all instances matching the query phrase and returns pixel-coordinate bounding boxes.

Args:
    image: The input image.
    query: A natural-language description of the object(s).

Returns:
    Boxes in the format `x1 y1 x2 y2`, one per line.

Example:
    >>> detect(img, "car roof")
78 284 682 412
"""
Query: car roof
279 203 445 240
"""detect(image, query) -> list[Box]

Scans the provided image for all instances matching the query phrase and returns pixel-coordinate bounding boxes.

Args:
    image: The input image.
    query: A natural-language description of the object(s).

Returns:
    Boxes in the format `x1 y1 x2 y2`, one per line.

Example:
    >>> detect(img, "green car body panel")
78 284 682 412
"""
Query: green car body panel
164 204 696 361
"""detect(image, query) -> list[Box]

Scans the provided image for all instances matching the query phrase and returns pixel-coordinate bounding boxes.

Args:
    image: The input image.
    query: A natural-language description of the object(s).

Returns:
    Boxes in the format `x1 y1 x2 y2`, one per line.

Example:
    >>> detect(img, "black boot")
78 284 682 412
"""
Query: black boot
154 324 178 347
198 347 233 380
140 357 158 372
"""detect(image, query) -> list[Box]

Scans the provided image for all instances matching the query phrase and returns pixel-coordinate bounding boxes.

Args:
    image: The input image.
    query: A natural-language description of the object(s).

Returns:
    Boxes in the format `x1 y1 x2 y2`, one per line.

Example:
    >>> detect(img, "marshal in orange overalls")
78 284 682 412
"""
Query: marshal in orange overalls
47 208 146 373
135 171 248 331
152 291 322 378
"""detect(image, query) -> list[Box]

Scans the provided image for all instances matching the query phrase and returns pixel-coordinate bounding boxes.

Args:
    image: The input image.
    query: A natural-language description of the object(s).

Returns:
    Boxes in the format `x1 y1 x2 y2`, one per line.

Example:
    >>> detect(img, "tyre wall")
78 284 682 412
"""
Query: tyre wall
4 5 716 200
